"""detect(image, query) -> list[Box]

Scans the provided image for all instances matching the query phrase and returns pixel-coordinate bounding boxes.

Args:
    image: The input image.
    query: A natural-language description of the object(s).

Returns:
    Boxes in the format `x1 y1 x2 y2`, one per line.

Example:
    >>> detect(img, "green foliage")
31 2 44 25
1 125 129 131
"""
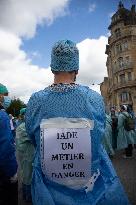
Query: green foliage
7 98 26 117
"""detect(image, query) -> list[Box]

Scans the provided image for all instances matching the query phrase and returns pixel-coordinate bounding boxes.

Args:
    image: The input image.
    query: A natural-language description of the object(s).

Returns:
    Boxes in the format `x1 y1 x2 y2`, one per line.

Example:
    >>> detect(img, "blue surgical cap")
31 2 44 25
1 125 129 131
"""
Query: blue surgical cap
50 40 79 72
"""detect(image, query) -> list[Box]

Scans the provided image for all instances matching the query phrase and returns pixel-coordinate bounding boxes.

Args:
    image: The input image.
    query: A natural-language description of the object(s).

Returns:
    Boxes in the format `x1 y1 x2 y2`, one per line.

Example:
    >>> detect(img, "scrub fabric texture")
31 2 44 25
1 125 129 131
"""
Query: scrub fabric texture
25 84 131 205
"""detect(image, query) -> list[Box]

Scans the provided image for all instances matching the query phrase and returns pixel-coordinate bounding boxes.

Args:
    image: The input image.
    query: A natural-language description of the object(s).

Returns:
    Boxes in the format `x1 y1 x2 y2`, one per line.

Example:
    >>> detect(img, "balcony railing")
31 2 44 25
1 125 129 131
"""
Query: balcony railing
113 62 134 73
112 80 136 91
108 30 134 44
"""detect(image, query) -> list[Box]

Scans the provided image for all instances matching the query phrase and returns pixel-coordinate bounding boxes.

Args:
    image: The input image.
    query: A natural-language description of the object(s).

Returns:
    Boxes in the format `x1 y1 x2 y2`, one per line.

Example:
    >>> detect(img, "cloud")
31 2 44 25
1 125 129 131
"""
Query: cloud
0 0 69 38
27 51 42 62
0 0 69 102
0 29 53 102
88 3 96 13
0 29 108 102
108 12 115 18
0 0 108 102
77 36 108 92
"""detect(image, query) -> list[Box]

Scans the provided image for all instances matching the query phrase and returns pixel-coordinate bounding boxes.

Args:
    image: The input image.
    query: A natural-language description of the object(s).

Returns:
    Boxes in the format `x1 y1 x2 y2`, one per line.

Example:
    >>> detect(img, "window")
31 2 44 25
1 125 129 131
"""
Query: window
120 74 125 83
116 42 128 54
113 61 117 72
128 72 132 81
123 41 128 50
115 28 121 38
116 77 118 84
118 57 124 68
112 16 116 22
125 56 129 64
116 44 122 54
120 92 131 102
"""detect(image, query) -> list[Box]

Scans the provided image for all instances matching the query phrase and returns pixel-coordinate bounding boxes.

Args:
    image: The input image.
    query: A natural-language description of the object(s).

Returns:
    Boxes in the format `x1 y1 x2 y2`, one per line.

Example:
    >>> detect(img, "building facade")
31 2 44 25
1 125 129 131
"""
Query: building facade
101 2 136 113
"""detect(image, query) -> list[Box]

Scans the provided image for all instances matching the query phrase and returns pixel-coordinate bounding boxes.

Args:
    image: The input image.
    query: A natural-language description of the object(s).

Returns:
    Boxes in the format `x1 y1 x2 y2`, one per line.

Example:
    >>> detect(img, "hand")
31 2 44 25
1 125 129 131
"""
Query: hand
10 173 18 183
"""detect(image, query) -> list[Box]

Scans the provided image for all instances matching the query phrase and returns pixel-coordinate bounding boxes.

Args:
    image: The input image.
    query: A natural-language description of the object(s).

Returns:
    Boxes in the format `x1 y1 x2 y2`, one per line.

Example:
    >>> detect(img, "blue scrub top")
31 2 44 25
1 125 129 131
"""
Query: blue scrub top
0 110 17 177
26 84 131 205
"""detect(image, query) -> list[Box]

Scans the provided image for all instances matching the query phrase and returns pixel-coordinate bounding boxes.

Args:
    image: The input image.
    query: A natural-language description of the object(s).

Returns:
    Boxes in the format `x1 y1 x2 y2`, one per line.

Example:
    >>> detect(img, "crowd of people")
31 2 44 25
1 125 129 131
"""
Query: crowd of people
0 39 135 205
0 85 34 204
103 105 136 158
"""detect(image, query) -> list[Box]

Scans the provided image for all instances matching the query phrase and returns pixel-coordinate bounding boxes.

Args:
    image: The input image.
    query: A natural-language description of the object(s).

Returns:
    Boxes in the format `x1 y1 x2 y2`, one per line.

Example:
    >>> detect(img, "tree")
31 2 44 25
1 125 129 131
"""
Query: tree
7 98 26 117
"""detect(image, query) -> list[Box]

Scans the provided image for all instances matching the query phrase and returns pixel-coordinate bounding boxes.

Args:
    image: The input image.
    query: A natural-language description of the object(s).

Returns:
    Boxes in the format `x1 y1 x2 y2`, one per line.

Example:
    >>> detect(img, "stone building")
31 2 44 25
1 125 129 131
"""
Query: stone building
100 1 136 113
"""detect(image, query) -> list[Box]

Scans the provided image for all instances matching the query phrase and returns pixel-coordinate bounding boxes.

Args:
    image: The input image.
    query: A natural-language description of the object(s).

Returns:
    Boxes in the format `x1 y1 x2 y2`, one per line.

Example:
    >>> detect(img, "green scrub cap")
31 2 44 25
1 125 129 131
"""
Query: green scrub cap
20 108 26 115
0 83 8 94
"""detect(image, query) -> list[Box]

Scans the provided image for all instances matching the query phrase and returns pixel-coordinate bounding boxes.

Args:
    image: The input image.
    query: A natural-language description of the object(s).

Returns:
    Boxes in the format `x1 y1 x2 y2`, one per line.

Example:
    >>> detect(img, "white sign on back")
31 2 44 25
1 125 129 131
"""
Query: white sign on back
40 118 93 189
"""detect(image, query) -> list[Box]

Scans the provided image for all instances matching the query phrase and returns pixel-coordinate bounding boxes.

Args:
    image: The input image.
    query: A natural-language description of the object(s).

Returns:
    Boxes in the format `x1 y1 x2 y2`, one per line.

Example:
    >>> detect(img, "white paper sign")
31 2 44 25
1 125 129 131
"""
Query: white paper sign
40 118 92 189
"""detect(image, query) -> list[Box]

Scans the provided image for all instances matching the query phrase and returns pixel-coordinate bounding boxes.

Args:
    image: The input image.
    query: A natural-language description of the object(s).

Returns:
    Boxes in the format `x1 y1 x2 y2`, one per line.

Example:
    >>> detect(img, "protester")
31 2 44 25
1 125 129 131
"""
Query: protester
127 105 136 151
102 114 114 157
25 40 130 205
15 113 24 127
0 83 18 205
127 105 135 118
117 105 134 158
16 107 35 203
110 107 118 150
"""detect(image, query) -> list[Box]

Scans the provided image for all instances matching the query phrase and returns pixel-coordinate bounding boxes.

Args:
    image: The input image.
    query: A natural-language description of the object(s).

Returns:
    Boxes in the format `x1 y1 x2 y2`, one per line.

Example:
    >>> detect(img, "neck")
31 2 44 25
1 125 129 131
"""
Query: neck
54 79 75 84
54 74 75 84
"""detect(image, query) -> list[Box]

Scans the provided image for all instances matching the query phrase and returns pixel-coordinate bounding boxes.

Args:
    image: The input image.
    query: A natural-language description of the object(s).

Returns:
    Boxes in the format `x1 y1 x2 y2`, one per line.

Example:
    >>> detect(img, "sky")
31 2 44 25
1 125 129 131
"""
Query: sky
0 0 135 102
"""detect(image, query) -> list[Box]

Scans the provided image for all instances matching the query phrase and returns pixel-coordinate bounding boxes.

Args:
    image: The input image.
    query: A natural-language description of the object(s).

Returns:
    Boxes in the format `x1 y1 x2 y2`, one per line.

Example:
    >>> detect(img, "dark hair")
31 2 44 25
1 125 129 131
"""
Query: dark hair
120 105 125 111
52 70 78 75
127 105 133 113
0 104 4 110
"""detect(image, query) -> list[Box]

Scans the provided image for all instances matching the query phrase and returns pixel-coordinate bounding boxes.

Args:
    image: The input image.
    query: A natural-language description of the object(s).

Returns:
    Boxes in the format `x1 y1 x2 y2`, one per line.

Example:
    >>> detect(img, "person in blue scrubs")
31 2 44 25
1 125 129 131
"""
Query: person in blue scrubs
102 114 114 157
0 83 18 205
117 105 135 158
16 108 35 202
25 40 131 205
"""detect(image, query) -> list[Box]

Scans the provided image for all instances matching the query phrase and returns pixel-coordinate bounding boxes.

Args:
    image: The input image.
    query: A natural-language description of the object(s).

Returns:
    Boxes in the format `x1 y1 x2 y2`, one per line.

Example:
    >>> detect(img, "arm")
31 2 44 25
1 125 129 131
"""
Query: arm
87 89 106 162
25 93 42 147
0 111 17 177
88 90 106 141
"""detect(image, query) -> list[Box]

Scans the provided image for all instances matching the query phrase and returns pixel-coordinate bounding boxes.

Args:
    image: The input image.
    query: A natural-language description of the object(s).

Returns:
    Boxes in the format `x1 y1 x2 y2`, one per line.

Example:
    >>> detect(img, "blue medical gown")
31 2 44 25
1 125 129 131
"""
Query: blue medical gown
0 110 17 177
25 84 130 205
102 114 114 156
117 112 135 150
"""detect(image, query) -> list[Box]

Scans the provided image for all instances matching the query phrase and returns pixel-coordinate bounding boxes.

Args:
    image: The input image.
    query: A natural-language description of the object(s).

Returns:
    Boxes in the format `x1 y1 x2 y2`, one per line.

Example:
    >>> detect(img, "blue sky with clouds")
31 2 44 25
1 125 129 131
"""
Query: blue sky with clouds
0 0 135 101
22 0 134 67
